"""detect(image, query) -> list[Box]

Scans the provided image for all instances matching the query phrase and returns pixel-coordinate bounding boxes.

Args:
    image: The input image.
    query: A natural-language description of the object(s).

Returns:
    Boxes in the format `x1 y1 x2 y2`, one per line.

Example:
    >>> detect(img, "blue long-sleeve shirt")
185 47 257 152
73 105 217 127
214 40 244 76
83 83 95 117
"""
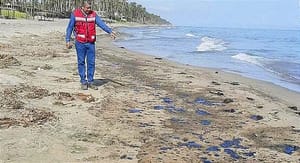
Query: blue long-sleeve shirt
65 13 112 42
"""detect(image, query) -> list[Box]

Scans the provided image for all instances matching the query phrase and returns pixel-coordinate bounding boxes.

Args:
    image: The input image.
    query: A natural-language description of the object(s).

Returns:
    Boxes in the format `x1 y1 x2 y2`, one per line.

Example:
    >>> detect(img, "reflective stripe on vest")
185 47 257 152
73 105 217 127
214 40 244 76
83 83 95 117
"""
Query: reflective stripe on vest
87 17 95 22
77 34 85 38
75 17 95 22
75 17 86 22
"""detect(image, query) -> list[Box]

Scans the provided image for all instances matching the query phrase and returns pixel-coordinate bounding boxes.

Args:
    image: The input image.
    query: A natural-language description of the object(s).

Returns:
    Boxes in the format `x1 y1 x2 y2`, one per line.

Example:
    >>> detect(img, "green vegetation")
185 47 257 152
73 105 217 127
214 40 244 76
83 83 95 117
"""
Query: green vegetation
0 10 28 19
0 0 171 25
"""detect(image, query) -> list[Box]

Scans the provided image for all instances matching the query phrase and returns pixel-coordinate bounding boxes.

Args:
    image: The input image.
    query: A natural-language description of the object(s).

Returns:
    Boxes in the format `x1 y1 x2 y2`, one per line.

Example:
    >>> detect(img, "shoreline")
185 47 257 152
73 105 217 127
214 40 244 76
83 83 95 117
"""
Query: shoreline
114 26 300 95
0 19 299 162
110 37 300 107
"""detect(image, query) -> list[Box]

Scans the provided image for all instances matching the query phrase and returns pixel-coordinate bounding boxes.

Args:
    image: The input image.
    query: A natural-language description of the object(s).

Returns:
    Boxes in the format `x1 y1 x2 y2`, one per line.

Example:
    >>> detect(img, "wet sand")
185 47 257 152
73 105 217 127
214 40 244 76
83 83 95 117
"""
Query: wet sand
0 19 299 163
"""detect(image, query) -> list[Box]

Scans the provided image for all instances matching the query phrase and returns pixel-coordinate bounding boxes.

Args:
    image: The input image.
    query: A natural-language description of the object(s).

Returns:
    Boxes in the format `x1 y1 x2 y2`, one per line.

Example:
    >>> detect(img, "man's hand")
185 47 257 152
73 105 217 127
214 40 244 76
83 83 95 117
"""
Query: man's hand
66 42 72 49
110 31 117 40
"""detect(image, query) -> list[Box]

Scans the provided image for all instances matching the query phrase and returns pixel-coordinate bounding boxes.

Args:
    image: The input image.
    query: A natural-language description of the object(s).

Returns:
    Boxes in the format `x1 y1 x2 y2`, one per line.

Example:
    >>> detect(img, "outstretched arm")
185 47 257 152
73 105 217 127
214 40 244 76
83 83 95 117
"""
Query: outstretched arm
95 15 116 39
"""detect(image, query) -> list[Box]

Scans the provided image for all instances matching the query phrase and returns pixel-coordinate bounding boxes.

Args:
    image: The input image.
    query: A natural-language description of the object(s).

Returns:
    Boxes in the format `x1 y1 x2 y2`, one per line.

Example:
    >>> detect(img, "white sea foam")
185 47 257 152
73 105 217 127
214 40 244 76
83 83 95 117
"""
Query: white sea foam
196 36 227 52
186 33 196 37
148 29 160 33
232 53 263 66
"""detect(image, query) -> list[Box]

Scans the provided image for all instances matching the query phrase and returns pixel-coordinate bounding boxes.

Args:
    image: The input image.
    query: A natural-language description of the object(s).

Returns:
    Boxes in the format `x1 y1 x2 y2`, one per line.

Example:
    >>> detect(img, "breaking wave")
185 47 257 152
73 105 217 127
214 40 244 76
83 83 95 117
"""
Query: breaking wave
232 53 263 66
196 36 227 52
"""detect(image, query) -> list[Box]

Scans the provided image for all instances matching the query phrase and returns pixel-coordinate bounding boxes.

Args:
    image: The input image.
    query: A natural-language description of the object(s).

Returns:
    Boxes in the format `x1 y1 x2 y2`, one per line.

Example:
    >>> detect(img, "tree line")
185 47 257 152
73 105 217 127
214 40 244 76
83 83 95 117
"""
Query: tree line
0 0 171 25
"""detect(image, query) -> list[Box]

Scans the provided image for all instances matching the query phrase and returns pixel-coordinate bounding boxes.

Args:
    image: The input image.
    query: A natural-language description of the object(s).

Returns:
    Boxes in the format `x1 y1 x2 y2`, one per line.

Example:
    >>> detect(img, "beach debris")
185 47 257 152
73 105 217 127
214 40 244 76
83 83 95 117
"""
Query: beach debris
283 145 299 155
153 105 164 110
0 43 11 49
120 154 133 160
54 77 75 83
229 82 240 85
128 108 143 113
139 122 154 127
256 105 264 108
194 134 205 141
70 132 101 143
223 98 234 104
194 97 213 106
170 117 187 124
206 146 220 152
177 92 189 99
179 141 201 149
53 92 75 101
246 97 255 101
200 120 211 126
154 57 163 60
211 81 221 85
166 106 186 113
224 149 240 159
0 86 52 108
243 152 255 157
162 97 173 104
174 107 186 113
209 90 224 96
76 93 95 102
165 105 175 112
220 138 242 148
120 154 127 159
250 115 263 121
20 70 36 77
288 106 298 111
223 108 236 113
126 156 133 160
187 75 194 78
160 147 172 151
196 109 210 116
33 64 53 70
0 118 19 128
25 87 50 99
20 108 56 127
0 54 21 68
52 101 66 106
203 160 212 163
292 128 300 133
0 88 24 110
0 108 56 128
219 139 253 159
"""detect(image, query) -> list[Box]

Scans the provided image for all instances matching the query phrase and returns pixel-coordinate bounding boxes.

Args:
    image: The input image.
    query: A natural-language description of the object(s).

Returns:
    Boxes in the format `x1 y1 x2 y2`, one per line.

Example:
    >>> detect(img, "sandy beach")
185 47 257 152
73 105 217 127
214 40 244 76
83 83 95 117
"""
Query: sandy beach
0 19 299 162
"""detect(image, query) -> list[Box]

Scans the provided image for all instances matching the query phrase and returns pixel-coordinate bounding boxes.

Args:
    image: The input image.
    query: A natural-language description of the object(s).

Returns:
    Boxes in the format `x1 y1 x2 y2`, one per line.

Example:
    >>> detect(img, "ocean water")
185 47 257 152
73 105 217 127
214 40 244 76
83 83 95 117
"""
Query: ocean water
114 26 300 92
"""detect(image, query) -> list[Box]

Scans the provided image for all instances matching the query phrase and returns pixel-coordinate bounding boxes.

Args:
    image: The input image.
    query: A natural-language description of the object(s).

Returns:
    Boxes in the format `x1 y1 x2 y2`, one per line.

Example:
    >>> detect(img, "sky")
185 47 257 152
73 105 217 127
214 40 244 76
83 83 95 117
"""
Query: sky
129 0 300 29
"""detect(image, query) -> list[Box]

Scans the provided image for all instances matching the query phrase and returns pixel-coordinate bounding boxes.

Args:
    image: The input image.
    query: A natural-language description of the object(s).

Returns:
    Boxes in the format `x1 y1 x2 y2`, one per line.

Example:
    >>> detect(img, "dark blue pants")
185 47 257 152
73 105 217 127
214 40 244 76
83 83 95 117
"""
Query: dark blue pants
75 41 96 84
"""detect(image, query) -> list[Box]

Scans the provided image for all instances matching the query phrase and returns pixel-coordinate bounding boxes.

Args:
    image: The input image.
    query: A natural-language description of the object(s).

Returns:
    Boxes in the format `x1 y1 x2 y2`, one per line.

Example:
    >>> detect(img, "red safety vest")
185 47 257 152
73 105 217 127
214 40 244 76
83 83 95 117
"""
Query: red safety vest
73 8 96 43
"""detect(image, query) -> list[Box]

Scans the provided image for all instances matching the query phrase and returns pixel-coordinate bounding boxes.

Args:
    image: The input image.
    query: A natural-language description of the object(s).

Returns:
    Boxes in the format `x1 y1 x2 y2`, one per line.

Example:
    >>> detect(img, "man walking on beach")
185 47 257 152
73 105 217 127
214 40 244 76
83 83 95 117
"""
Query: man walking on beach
66 0 116 90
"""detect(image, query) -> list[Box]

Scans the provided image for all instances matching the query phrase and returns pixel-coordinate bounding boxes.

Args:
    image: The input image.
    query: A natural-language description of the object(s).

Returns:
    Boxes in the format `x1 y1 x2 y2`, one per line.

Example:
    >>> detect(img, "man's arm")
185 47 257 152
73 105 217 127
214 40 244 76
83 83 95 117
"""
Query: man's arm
66 13 75 48
95 15 112 34
95 15 116 39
